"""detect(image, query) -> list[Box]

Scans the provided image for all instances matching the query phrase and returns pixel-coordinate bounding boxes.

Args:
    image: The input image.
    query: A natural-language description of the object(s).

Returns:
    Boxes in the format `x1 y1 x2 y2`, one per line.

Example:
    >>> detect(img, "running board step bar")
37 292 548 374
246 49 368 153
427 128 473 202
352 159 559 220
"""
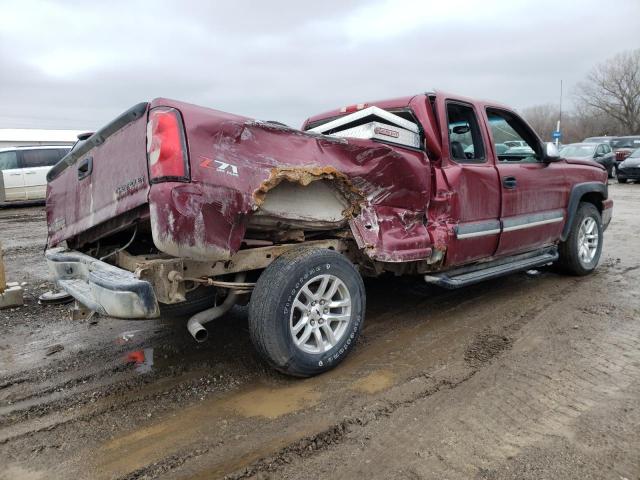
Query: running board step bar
424 250 559 289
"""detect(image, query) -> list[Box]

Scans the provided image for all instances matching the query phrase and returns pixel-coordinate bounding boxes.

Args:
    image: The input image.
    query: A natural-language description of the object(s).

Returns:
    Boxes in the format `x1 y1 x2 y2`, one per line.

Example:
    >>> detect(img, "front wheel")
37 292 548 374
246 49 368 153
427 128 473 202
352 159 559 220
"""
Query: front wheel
557 202 603 276
617 177 628 184
249 248 365 377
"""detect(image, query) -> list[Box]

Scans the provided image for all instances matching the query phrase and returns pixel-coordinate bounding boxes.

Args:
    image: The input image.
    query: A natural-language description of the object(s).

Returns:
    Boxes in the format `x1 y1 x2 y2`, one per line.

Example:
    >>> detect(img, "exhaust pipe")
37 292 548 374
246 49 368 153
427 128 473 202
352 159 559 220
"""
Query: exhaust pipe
187 273 246 342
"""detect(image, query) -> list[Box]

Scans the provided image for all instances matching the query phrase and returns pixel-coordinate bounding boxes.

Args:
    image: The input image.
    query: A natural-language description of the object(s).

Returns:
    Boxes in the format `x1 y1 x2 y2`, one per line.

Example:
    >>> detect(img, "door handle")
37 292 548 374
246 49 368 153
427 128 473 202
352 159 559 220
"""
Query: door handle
77 156 93 180
502 176 517 189
9 172 22 176
25 171 36 175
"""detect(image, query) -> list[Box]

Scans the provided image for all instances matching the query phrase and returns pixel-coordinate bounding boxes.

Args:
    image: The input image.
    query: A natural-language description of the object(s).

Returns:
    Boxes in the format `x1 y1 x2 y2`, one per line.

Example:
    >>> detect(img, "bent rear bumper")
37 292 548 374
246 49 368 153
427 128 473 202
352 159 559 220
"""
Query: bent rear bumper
45 248 160 319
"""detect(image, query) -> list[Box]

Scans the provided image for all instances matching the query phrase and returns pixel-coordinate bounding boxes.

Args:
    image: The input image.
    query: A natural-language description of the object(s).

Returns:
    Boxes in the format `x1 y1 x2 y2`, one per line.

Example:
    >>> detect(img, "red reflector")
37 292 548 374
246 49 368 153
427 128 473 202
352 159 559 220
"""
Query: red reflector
147 107 189 182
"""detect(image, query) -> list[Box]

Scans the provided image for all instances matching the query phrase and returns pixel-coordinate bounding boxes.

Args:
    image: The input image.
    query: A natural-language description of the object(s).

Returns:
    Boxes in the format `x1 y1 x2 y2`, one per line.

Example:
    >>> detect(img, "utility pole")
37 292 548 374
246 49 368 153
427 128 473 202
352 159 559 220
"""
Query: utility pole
555 79 563 147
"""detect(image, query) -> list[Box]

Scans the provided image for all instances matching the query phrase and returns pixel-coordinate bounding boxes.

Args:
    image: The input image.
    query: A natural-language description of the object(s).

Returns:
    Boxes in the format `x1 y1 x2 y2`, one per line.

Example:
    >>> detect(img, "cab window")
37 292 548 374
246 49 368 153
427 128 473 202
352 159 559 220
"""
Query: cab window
446 102 485 163
0 151 19 170
21 149 68 168
486 108 540 163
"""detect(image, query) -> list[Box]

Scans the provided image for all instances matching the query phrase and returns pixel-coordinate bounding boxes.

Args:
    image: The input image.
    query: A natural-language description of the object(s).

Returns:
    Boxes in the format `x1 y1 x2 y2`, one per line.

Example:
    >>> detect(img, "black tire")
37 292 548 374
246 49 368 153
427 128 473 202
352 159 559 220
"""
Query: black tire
557 202 603 276
607 165 613 178
249 248 365 377
159 286 216 318
617 177 628 184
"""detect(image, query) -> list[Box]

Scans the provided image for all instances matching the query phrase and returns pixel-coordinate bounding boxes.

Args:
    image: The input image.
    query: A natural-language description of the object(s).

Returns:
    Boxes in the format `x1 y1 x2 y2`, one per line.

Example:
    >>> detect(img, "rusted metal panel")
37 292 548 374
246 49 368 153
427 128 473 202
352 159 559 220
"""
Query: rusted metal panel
116 240 348 303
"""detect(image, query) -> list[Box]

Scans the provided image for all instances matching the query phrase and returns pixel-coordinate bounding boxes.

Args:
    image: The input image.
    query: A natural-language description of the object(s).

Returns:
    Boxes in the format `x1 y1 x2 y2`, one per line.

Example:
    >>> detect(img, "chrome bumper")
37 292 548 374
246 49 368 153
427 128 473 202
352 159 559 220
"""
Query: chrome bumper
45 248 160 319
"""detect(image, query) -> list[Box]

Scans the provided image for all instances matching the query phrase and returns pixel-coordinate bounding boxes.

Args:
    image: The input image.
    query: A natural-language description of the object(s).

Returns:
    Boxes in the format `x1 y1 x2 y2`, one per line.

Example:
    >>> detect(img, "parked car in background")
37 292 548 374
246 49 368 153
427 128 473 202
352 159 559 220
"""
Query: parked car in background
465 142 509 156
616 148 640 184
503 140 530 149
560 142 616 178
0 146 70 203
583 136 614 145
611 136 640 162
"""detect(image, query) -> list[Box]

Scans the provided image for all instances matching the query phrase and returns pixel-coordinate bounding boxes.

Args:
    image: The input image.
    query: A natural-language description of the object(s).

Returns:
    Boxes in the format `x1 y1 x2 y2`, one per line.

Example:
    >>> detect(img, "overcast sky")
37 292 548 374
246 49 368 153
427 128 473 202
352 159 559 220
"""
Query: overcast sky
1 0 639 130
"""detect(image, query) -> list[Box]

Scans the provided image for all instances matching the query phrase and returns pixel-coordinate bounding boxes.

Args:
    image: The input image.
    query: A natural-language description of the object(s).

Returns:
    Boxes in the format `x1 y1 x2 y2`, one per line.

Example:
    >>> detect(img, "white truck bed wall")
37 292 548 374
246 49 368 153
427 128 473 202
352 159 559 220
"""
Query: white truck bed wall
328 121 420 149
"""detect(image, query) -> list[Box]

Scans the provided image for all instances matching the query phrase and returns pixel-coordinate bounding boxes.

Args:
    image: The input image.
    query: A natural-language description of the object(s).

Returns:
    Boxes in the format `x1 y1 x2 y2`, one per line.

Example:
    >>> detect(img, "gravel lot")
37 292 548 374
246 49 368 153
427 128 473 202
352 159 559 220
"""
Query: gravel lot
1 183 639 480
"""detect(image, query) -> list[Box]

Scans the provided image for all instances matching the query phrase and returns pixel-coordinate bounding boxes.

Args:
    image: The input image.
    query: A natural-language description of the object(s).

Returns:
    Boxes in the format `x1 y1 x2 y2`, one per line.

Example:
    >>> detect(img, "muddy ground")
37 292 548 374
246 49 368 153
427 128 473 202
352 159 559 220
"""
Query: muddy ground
1 183 639 480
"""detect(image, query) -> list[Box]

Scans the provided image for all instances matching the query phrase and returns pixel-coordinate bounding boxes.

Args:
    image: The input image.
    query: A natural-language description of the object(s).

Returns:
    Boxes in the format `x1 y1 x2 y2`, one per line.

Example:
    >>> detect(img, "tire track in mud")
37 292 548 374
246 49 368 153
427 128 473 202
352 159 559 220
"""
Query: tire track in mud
126 372 479 480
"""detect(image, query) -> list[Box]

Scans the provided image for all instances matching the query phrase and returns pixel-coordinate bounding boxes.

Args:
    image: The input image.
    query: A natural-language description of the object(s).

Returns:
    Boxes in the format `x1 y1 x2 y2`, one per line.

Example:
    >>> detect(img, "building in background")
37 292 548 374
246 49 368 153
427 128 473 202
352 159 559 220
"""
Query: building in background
0 129 84 148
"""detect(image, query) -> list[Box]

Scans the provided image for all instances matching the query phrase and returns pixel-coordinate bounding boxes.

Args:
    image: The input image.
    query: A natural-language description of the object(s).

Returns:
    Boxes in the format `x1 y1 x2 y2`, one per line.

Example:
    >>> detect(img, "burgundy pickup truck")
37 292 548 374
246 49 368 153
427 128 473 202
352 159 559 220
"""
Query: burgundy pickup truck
45 91 613 376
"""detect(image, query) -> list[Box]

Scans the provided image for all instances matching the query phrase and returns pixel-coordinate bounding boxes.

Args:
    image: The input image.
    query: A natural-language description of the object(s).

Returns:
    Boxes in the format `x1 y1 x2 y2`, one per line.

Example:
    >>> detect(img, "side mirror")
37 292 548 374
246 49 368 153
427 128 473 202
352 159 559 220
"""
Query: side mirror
543 142 561 162
452 125 470 135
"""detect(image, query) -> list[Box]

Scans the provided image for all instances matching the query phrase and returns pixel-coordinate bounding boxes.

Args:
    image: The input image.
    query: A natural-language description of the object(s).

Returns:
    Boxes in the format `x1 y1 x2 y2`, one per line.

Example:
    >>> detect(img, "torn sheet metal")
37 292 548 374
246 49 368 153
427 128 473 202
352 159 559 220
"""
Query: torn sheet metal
145 98 433 263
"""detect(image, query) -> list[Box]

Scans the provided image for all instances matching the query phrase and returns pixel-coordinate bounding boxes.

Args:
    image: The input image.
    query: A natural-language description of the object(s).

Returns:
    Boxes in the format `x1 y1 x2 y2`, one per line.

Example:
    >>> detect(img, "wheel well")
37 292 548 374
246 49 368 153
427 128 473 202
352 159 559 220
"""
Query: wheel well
579 192 603 213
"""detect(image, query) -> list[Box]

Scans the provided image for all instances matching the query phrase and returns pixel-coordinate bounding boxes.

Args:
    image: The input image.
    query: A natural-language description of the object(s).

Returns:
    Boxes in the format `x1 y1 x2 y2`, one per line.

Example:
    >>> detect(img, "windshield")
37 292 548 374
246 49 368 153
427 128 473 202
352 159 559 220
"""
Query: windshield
629 148 640 158
560 144 595 157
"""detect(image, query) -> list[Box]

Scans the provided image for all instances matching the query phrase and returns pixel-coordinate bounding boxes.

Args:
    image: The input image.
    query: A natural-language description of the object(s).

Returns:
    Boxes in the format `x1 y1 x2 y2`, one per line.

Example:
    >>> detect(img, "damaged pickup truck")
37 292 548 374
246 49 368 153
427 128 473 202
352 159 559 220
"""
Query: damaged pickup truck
45 92 613 376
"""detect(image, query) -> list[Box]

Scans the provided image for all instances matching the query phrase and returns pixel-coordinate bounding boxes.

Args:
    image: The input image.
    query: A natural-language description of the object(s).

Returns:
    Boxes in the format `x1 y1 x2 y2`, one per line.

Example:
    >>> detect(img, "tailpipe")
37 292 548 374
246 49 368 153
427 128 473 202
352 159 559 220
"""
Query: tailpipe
187 321 209 343
186 273 246 342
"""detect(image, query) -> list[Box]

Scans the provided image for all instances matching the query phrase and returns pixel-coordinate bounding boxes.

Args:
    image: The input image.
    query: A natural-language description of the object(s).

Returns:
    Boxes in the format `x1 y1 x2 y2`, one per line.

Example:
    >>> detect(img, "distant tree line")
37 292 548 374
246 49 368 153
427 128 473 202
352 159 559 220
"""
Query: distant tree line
522 49 640 143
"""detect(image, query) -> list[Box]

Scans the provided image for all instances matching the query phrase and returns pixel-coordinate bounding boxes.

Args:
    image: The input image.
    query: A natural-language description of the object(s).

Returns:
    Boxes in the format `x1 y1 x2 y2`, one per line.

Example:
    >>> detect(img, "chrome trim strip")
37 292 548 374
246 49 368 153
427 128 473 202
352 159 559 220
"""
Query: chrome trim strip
502 216 563 232
455 219 501 240
457 228 501 239
456 210 565 239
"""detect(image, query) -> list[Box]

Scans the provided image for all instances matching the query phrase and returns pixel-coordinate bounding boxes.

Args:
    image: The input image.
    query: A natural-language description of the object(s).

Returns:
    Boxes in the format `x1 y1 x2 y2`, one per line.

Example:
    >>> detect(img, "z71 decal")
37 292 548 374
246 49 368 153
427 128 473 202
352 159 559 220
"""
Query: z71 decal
200 156 239 177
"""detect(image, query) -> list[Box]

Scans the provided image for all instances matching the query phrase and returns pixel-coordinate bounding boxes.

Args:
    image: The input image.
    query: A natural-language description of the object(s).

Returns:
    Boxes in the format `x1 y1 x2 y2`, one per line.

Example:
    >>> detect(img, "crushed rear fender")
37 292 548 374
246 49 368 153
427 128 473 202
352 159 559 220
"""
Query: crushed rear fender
148 98 433 263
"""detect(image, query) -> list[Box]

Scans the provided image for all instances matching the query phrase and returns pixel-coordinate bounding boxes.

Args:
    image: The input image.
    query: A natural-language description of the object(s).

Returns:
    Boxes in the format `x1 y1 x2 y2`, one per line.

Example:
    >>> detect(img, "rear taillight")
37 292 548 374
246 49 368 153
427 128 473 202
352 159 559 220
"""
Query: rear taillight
146 107 189 182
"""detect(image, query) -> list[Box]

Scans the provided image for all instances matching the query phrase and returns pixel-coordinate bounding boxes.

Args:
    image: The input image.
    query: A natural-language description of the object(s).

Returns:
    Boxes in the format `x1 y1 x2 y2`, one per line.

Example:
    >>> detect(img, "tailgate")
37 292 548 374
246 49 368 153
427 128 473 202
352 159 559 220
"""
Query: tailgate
46 103 150 247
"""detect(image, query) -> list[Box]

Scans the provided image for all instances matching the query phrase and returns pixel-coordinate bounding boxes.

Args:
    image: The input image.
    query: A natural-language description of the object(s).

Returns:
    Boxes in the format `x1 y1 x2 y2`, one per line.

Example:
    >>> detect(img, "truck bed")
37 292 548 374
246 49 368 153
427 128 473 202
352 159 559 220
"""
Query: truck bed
46 98 434 264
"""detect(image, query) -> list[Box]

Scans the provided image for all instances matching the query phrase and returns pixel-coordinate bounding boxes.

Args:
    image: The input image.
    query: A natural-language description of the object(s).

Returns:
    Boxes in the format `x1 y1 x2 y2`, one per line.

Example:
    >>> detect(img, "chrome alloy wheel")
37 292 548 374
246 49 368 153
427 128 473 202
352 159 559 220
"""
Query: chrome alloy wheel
577 216 599 265
289 274 352 354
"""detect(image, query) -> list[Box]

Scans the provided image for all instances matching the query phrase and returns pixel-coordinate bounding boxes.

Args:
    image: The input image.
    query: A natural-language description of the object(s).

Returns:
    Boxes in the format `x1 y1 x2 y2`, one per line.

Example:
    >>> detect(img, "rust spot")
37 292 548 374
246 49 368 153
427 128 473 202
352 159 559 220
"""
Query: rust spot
253 166 365 217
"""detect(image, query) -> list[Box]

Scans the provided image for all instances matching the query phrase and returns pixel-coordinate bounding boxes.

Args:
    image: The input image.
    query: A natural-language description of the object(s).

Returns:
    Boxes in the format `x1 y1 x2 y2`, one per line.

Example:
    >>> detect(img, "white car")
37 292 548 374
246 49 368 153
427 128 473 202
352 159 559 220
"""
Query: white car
0 146 70 203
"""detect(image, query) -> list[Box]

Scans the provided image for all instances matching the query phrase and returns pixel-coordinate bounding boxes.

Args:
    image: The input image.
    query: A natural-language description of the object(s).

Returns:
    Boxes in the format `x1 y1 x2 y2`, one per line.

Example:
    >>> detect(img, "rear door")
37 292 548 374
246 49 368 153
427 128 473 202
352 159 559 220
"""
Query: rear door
437 98 502 266
0 150 26 201
484 107 567 256
20 148 69 200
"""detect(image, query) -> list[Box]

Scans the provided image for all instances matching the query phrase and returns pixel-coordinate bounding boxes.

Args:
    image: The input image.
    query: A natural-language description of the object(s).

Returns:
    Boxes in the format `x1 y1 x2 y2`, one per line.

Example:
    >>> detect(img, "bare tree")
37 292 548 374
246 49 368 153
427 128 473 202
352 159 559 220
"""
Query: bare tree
576 49 640 134
522 103 558 140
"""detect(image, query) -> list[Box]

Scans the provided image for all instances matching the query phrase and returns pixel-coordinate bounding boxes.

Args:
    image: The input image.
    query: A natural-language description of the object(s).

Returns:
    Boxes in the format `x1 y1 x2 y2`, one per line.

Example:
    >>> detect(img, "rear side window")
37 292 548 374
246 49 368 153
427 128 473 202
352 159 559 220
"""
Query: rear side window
446 102 485 163
0 151 19 170
21 149 67 168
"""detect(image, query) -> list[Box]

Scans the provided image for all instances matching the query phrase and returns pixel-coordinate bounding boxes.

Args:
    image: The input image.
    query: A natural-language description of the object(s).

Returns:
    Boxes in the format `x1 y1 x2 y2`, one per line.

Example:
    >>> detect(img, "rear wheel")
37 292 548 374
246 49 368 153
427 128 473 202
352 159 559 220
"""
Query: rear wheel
557 202 603 276
249 248 365 377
